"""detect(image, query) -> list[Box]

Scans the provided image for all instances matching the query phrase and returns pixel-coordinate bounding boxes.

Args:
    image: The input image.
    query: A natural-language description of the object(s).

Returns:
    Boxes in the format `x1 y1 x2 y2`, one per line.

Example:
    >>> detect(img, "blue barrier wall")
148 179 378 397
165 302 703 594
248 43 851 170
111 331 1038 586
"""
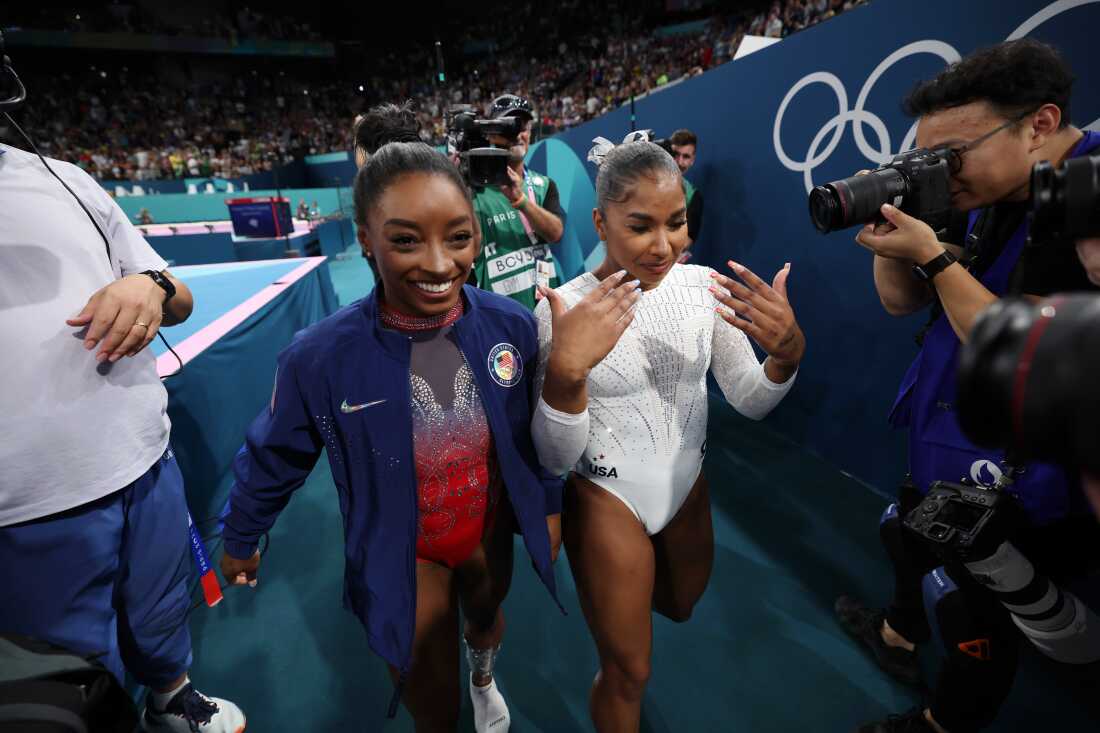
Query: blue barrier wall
146 231 323 266
102 160 309 196
303 151 358 188
113 186 350 224
528 0 1100 493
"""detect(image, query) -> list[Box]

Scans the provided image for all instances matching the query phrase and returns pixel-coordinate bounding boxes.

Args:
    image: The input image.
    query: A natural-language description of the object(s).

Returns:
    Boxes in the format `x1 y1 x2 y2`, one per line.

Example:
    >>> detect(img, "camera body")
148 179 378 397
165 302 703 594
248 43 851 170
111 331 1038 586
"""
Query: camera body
1029 154 1100 243
446 105 523 188
904 480 1015 562
808 147 954 234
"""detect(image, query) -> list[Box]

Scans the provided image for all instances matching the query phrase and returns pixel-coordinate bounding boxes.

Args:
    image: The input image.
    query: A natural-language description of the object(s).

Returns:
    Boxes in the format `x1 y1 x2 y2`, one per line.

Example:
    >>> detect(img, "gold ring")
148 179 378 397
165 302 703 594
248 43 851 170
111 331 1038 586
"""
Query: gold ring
134 321 149 329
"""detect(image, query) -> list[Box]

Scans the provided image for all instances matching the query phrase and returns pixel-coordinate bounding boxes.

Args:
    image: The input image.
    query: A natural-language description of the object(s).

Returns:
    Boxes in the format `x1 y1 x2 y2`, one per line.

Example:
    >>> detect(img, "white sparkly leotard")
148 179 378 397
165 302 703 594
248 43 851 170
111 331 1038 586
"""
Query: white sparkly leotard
531 264 796 535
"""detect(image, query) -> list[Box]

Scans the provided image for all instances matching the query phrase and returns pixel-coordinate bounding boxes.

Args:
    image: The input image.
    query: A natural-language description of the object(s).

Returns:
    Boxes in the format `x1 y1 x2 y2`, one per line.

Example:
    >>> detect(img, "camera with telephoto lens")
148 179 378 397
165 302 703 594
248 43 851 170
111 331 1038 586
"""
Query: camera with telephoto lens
903 479 1018 562
446 105 523 188
956 294 1100 476
1029 154 1100 244
808 147 955 234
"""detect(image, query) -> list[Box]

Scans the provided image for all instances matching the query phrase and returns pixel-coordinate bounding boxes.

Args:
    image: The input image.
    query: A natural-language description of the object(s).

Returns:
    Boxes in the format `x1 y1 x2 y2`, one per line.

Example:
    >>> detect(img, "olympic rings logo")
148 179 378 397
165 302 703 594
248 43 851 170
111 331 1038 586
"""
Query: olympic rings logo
773 0 1100 194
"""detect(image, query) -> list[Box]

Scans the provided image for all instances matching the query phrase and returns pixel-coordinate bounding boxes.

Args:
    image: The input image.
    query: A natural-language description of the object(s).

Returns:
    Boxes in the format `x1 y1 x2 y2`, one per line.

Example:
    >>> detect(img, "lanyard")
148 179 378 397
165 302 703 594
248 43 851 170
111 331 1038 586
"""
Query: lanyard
188 511 224 607
517 169 538 244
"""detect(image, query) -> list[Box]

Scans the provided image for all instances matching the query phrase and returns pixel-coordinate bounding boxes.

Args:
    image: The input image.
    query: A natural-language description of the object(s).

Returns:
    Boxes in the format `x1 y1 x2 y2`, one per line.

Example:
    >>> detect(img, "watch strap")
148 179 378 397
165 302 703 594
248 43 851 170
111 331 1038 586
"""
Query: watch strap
141 270 176 301
912 250 958 282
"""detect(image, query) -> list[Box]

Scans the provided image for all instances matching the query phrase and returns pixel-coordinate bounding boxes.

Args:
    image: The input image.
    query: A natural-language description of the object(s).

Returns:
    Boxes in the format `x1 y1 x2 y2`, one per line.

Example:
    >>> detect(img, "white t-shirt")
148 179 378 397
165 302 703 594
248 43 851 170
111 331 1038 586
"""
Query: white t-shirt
0 145 171 526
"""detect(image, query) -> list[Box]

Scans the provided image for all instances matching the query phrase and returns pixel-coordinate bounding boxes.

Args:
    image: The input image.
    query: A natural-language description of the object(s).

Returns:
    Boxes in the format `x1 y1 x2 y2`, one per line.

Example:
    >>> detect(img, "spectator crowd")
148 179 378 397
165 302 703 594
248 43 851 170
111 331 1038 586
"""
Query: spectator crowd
2 0 868 181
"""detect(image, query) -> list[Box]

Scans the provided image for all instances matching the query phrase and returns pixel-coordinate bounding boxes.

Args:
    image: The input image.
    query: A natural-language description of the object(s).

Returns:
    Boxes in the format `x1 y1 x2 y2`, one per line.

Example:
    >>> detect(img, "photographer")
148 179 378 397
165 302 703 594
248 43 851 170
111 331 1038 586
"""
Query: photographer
831 40 1100 733
472 93 566 310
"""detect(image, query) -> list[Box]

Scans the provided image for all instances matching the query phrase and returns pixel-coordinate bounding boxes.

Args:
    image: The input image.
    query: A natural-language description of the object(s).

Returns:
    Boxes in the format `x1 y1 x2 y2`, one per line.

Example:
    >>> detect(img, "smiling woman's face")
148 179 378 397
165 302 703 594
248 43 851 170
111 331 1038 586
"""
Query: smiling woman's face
357 171 479 316
594 171 688 290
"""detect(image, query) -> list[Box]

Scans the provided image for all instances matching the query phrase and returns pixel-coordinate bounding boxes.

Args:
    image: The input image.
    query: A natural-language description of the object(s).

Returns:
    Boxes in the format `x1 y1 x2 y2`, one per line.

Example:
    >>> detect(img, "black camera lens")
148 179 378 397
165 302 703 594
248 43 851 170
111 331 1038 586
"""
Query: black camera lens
466 147 512 188
808 167 909 233
957 294 1100 475
1030 154 1100 243
808 185 842 233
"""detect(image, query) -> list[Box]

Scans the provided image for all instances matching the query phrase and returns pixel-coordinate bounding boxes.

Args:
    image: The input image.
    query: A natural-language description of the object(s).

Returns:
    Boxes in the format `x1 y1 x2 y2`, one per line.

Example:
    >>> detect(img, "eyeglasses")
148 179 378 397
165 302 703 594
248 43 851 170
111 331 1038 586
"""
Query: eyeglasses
939 109 1035 174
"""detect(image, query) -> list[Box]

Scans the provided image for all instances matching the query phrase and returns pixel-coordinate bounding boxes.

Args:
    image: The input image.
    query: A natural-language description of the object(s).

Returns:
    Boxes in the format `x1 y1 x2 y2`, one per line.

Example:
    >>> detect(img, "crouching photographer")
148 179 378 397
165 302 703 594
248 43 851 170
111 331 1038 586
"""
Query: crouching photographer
817 40 1100 732
452 94 565 310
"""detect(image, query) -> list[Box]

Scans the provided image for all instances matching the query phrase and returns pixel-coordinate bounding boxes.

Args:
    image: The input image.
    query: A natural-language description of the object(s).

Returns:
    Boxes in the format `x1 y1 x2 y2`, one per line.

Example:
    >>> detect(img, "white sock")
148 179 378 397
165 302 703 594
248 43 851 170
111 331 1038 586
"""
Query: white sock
150 676 190 712
470 674 510 733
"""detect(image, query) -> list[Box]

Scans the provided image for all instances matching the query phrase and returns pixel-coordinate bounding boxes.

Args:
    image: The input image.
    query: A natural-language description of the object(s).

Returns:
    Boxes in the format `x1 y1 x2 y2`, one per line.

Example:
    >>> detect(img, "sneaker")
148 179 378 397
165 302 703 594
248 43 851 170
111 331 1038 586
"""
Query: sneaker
141 683 246 733
469 674 510 733
835 595 925 689
856 707 937 732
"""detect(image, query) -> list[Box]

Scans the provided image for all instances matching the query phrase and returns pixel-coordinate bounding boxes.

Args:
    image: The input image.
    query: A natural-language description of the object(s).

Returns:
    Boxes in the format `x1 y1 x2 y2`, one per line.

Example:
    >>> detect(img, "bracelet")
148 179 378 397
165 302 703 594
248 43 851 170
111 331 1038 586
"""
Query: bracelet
511 193 527 210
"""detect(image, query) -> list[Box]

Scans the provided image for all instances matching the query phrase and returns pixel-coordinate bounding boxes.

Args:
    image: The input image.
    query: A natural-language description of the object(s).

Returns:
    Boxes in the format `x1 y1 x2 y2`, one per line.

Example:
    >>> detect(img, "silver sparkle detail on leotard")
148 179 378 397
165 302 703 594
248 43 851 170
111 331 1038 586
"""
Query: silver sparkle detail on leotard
410 357 494 547
533 263 795 534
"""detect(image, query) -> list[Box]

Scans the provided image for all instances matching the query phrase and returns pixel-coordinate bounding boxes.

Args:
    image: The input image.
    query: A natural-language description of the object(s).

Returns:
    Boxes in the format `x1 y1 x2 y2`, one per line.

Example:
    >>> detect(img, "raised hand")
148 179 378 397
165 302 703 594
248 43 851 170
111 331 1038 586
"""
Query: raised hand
709 260 804 369
540 270 641 380
855 203 943 263
500 165 525 206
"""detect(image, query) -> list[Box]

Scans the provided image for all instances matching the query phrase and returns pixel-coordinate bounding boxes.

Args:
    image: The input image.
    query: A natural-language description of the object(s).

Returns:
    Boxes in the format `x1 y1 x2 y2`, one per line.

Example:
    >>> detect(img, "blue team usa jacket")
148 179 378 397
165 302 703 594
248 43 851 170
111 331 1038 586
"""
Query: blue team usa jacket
222 285 564 686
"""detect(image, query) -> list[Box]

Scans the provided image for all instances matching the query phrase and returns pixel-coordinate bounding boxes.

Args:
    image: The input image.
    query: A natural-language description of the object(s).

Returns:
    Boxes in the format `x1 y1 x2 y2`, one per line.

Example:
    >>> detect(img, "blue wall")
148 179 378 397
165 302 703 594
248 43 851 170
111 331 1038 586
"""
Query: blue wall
114 187 350 224
527 0 1100 493
103 160 310 196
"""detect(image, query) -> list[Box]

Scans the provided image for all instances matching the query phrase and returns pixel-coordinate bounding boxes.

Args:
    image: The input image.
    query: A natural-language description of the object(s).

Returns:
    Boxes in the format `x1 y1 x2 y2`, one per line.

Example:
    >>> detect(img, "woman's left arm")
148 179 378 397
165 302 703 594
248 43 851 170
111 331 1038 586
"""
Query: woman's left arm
523 307 563 561
707 261 804 419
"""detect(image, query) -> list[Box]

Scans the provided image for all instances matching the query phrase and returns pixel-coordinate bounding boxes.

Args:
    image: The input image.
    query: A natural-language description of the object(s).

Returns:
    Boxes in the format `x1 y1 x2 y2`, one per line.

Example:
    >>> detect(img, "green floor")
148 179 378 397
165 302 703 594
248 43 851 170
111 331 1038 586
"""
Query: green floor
185 250 1100 730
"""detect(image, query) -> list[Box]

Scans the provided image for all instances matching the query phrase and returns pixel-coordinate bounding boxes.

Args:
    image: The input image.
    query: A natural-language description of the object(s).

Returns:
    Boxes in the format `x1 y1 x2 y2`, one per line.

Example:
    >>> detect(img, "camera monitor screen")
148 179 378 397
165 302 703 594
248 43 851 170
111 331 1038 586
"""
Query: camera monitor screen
936 500 986 533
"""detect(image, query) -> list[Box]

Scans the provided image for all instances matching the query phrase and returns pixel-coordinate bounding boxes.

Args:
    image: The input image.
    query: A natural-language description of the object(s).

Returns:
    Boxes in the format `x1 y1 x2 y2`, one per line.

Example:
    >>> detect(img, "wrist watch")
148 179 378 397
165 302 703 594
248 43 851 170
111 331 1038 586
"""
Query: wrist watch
911 250 957 282
141 270 176 308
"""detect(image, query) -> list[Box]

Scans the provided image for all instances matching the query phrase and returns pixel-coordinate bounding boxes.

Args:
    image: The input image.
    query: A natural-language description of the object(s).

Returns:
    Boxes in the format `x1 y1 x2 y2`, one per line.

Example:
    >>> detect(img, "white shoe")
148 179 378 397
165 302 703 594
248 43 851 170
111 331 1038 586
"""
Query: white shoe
141 683 246 733
469 674 510 733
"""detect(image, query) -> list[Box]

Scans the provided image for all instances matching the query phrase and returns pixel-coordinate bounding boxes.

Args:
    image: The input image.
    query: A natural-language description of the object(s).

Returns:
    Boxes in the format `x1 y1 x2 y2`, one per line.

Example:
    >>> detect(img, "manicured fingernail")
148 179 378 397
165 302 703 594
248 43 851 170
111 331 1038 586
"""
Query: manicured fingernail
84 340 95 350
109 353 120 363
709 271 719 279
96 352 108 363
729 260 744 273
785 262 791 269
615 269 627 279
628 279 640 288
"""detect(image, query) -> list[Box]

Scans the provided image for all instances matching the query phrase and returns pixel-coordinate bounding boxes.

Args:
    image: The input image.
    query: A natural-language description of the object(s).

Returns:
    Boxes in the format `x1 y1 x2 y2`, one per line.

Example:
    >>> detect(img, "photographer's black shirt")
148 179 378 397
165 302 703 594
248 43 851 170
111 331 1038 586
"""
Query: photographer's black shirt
962 200 1096 296
923 201 1098 343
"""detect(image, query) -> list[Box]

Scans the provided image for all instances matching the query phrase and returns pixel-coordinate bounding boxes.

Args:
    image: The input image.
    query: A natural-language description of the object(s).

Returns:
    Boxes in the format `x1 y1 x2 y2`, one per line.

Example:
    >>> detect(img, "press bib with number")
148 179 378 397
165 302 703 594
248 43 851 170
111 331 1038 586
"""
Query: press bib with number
473 170 561 310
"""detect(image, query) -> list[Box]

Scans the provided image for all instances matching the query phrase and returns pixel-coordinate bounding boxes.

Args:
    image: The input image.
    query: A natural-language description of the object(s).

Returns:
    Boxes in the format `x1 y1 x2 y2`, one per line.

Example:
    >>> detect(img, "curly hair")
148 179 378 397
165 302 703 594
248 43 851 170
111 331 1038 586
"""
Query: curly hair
351 100 422 166
903 39 1075 127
